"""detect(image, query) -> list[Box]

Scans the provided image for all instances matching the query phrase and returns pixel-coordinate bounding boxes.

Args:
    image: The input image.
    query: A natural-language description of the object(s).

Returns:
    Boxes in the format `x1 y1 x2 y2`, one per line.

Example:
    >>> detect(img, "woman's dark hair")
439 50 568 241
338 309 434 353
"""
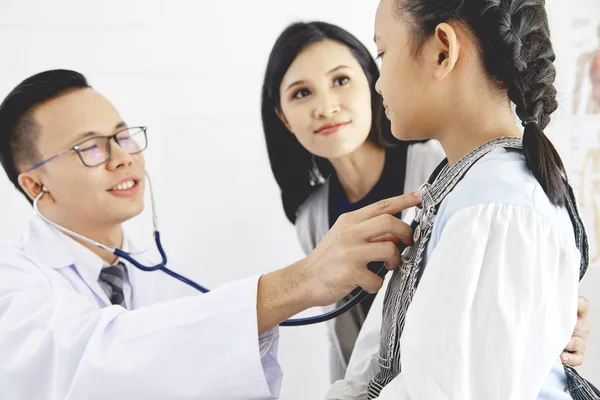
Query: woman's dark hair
261 21 405 223
0 69 90 203
392 0 566 205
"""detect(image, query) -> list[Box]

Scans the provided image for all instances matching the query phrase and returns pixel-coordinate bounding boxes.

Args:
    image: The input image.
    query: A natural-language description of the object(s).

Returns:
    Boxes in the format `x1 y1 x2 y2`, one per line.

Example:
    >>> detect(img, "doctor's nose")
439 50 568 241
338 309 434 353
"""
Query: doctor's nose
106 139 135 171
313 94 340 119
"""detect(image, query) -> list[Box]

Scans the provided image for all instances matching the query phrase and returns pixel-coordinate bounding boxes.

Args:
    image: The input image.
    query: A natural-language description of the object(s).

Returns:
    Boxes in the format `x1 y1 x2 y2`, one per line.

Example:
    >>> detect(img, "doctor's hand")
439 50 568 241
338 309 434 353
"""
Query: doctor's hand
301 191 422 307
257 191 422 333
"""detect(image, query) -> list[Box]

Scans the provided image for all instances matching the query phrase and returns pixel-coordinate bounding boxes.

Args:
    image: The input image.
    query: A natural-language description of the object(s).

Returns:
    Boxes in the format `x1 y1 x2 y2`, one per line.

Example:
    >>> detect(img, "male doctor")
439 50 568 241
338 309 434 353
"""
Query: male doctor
0 69 421 399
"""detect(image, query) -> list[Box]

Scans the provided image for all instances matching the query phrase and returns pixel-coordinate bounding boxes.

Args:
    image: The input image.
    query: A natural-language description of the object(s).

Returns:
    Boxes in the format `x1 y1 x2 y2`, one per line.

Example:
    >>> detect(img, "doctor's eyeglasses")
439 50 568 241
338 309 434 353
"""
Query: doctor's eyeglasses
29 126 148 171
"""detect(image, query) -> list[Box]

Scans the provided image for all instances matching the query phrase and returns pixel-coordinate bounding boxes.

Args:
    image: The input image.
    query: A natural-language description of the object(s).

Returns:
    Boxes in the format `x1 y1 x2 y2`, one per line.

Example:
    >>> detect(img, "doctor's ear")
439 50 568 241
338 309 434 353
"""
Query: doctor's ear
275 109 293 133
17 172 51 202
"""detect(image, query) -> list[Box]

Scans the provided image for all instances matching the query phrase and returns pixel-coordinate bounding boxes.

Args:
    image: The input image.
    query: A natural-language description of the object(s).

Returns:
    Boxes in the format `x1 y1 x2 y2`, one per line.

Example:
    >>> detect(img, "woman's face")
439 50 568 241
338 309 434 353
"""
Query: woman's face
278 39 373 159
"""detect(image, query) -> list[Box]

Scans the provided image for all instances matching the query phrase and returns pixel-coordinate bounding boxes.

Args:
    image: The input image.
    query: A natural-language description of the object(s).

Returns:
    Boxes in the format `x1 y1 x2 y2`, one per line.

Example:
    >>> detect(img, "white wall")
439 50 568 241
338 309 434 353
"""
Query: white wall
0 1 597 399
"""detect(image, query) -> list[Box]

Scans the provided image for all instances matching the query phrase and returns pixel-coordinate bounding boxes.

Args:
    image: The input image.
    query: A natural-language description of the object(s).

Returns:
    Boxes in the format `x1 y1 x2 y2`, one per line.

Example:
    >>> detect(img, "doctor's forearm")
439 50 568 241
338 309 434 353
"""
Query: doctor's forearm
256 259 313 334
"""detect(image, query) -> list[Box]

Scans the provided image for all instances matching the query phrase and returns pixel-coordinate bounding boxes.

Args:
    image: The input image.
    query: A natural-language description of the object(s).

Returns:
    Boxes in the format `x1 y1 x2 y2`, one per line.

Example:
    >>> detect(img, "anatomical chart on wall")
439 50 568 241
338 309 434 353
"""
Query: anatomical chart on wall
567 15 600 264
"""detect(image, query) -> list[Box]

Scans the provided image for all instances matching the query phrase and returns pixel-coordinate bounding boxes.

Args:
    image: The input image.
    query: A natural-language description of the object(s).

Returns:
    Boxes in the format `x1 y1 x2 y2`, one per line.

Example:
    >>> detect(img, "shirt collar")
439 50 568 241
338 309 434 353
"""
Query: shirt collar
22 213 136 282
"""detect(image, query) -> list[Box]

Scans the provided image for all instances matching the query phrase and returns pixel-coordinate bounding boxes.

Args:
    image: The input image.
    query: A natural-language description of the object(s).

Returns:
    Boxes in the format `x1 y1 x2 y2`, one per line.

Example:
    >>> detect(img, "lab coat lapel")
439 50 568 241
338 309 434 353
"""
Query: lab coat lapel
22 214 112 307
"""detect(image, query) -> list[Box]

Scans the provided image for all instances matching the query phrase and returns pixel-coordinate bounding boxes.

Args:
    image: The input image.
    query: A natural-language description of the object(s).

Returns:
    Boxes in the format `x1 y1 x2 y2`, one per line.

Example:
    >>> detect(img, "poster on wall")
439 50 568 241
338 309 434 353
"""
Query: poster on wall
565 14 600 263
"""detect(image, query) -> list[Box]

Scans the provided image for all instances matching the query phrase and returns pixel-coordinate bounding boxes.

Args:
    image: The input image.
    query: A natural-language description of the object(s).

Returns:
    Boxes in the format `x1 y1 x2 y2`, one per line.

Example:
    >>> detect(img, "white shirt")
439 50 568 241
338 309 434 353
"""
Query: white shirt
368 150 580 399
0 214 283 399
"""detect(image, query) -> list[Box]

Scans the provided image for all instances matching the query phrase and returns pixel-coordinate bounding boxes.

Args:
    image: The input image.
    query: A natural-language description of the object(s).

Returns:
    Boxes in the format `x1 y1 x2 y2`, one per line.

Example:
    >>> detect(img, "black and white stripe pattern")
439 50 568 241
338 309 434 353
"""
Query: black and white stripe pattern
565 365 600 399
367 138 599 399
562 186 599 399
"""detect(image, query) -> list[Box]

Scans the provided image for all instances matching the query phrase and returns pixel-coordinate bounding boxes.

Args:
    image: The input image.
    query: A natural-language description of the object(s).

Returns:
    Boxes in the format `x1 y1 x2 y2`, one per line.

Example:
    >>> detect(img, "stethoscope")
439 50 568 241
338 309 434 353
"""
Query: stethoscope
33 173 397 326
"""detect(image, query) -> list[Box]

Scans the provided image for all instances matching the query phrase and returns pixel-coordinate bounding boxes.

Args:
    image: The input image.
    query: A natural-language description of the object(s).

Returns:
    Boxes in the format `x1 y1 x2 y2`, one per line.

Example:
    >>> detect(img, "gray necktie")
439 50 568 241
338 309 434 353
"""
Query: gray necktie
98 262 127 307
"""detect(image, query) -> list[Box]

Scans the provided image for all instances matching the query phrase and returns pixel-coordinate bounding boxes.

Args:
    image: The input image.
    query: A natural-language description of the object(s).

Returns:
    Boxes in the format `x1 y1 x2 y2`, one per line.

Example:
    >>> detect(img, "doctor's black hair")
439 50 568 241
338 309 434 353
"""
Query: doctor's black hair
392 0 567 205
0 69 90 203
261 21 407 224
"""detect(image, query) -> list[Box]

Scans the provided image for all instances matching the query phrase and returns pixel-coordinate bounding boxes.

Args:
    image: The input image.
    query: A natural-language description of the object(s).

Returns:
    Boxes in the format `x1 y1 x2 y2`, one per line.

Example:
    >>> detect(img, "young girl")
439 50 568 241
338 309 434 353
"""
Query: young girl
260 20 591 394
368 0 599 398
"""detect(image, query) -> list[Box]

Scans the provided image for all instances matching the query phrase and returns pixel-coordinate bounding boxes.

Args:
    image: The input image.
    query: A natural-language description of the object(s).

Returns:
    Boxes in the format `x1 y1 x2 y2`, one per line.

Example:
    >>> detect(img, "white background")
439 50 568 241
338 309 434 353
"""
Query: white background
0 1 597 398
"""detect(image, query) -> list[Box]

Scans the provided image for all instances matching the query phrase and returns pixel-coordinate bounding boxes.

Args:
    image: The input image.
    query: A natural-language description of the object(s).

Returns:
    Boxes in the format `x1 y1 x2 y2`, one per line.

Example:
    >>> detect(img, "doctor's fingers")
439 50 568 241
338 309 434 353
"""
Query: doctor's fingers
351 241 402 269
339 192 422 225
355 214 414 246
370 233 402 244
353 267 385 294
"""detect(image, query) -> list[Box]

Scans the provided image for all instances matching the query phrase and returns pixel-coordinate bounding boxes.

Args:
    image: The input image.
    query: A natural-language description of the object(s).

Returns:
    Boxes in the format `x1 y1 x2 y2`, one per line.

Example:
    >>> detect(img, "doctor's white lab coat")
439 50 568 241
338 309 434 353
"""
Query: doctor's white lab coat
0 214 283 400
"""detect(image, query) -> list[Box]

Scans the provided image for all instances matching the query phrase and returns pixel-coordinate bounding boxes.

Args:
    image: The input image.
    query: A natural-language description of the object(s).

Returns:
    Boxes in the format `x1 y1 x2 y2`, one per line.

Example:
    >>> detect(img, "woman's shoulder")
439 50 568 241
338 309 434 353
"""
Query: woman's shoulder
294 180 331 254
296 180 330 217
